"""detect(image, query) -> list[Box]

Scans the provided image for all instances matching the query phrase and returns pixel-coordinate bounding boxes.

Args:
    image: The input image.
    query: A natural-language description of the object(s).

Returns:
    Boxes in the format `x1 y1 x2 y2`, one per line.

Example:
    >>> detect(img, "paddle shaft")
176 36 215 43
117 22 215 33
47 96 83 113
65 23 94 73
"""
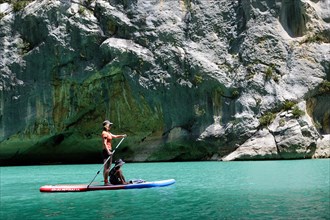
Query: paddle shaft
87 137 125 187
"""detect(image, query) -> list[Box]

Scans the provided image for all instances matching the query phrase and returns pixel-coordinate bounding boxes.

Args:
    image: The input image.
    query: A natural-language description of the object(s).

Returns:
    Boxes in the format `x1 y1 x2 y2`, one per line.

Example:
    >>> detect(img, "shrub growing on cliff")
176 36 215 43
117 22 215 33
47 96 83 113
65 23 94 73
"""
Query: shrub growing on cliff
319 80 330 94
18 40 31 55
78 6 86 15
0 0 12 3
12 0 33 12
283 100 296 111
265 66 273 79
292 106 305 118
193 74 203 85
279 118 286 127
265 64 280 82
302 33 329 44
232 90 239 98
259 112 276 127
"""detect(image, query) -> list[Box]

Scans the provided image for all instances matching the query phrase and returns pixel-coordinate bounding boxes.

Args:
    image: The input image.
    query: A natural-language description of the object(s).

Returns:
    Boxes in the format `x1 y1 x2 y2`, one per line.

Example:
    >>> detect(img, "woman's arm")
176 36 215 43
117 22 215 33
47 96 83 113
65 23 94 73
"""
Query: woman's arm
111 134 127 138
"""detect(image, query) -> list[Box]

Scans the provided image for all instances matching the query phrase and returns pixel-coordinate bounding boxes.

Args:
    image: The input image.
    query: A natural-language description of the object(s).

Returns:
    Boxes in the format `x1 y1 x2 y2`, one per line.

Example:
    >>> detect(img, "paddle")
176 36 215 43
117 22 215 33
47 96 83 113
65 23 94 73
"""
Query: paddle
87 137 126 188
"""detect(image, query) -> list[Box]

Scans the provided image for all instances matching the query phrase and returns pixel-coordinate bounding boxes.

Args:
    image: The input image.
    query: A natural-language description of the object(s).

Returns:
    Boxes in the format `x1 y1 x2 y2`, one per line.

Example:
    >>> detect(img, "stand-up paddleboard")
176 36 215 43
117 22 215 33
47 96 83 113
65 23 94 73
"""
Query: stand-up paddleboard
40 179 175 192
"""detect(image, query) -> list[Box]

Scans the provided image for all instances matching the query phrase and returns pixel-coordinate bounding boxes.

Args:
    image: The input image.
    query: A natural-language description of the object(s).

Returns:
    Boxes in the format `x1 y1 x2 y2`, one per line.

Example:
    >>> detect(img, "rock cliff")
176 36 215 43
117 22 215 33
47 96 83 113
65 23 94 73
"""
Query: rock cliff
0 0 329 165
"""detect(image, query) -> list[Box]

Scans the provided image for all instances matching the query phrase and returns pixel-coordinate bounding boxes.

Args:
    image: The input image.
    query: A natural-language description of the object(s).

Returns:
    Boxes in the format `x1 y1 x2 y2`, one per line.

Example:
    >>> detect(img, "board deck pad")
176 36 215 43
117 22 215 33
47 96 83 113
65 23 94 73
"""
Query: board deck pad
40 179 175 192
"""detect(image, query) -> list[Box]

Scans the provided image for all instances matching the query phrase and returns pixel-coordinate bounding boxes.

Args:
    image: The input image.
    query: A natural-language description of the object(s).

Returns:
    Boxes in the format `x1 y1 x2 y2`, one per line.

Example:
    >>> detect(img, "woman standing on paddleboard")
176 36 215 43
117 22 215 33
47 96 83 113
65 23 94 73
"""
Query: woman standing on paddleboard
102 120 127 185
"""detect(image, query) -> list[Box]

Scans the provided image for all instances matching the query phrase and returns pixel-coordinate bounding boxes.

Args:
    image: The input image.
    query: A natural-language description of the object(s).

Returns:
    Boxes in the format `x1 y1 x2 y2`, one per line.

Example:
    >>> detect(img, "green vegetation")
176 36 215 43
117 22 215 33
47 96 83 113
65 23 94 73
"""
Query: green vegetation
246 73 255 80
292 106 305 118
265 66 273 79
282 101 304 118
0 0 34 4
232 90 239 98
0 0 34 12
283 100 296 111
78 6 86 15
259 112 276 127
264 64 280 83
18 40 31 55
193 74 203 85
301 33 329 44
194 104 205 116
182 0 192 10
107 20 118 35
255 98 261 106
257 36 266 43
319 80 330 94
13 1 31 12
246 65 256 80
279 118 286 127
314 120 322 130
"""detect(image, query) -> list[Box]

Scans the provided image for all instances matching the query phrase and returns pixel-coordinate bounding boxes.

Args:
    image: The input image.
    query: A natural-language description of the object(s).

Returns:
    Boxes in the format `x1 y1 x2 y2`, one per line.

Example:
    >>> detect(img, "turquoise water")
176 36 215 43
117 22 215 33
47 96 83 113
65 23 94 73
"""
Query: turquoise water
0 160 329 219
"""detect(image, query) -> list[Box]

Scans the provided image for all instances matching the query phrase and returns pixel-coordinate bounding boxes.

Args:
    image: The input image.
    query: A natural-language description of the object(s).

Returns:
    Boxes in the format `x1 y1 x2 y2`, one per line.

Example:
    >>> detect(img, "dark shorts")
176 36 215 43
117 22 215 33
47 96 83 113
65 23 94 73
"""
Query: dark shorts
102 149 110 160
102 149 112 169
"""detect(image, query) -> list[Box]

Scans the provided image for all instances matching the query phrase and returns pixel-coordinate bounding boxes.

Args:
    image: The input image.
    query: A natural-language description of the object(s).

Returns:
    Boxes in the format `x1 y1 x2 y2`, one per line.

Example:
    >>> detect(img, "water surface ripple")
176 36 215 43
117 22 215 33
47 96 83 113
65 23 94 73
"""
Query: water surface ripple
1 160 329 219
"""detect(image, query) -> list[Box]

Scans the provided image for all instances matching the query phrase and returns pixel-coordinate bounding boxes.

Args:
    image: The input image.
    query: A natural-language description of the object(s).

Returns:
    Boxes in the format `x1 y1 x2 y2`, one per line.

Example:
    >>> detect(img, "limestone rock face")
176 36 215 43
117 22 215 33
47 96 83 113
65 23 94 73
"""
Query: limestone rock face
222 129 279 161
0 0 329 164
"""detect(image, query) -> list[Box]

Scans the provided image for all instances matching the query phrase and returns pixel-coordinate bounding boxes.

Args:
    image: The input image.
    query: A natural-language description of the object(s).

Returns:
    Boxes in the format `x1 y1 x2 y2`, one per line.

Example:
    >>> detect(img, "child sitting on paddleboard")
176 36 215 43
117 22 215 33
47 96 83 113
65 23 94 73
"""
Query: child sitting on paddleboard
109 159 128 185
